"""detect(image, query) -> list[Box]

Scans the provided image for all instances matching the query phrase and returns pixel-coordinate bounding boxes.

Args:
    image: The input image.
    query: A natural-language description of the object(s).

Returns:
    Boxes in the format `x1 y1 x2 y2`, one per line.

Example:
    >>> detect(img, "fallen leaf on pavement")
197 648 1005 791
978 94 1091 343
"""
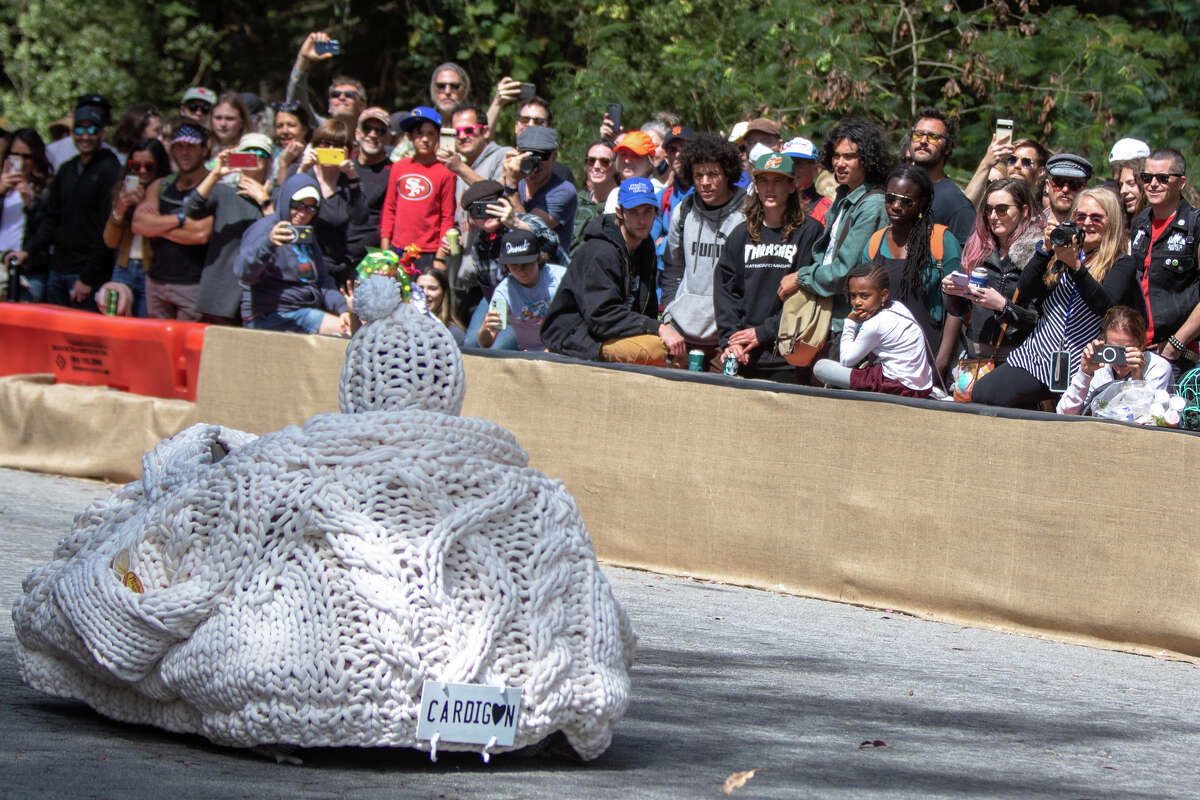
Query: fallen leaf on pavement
859 740 887 749
723 768 760 794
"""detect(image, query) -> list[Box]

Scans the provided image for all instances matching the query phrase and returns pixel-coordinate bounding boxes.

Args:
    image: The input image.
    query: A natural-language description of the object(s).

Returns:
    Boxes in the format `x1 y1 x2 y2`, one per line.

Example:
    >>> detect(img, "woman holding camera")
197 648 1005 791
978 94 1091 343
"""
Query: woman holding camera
1056 305 1172 415
970 187 1144 409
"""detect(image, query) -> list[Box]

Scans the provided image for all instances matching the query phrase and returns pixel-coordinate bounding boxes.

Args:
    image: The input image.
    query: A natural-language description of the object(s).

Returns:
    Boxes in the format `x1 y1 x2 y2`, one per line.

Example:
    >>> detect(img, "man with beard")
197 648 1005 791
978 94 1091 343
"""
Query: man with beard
907 107 974 245
1042 152 1093 225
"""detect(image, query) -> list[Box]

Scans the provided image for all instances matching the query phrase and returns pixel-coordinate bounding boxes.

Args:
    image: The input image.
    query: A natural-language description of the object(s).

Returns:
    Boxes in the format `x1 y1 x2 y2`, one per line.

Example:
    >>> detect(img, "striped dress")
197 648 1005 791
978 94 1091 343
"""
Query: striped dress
1006 268 1102 389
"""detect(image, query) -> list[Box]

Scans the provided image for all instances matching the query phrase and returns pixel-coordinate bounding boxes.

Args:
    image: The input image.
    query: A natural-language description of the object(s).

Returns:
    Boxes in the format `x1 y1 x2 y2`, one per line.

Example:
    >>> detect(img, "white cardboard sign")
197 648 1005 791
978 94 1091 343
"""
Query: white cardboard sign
416 681 522 747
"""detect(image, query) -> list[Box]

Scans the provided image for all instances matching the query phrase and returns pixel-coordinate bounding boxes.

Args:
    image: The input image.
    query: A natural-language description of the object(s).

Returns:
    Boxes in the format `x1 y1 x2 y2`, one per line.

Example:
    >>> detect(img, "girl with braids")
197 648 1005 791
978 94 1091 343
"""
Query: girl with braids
864 165 963 375
714 152 822 380
812 263 934 397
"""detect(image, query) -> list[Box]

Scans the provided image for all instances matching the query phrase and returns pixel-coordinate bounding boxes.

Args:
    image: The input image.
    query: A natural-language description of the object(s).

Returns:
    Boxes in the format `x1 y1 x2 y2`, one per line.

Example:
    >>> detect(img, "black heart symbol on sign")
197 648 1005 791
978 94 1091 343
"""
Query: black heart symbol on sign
491 703 508 724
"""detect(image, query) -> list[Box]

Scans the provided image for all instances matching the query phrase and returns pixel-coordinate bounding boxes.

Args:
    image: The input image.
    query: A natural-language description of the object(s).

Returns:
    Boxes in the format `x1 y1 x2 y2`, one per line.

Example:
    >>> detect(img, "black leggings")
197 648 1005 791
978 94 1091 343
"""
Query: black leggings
970 364 1055 409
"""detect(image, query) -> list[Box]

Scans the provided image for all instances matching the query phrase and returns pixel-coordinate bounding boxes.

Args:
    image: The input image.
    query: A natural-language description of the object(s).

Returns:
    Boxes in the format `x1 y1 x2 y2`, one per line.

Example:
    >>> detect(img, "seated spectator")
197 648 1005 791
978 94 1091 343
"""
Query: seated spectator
296 118 366 285
186 133 275 324
866 165 963 375
574 140 618 250
415 266 465 346
25 98 122 309
972 188 1143 409
907 107 975 245
0 128 54 302
662 132 748 364
99 138 171 316
209 93 250 152
603 131 655 212
288 32 367 127
1057 305 1172 415
132 121 214 319
430 63 470 117
271 102 313 189
942 178 1041 363
476 229 566 351
542 177 682 364
813 263 934 397
110 103 163 157
502 126 577 253
380 107 455 271
179 87 216 128
716 152 823 381
782 136 832 225
234 174 349 334
345 107 395 268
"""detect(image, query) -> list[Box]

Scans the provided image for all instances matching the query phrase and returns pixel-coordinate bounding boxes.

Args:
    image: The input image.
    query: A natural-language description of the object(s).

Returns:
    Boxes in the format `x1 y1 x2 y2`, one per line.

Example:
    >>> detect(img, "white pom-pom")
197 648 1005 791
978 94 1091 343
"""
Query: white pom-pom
354 275 403 323
1169 395 1186 412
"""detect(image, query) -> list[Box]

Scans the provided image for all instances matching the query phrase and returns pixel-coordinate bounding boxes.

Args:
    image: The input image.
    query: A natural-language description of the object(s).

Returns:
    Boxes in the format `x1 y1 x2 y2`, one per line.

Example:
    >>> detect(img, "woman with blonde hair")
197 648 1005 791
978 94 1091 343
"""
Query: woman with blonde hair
970 186 1145 408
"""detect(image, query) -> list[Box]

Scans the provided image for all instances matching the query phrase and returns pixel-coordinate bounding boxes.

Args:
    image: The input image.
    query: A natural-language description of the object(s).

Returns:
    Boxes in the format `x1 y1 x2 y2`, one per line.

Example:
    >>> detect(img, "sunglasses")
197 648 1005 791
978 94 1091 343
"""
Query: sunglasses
329 89 360 100
273 101 302 114
289 200 318 212
184 101 212 114
586 156 613 168
360 123 388 136
73 123 100 136
985 203 1015 216
455 124 487 137
1006 156 1036 169
1140 172 1183 186
1073 212 1106 225
517 115 548 126
435 82 462 91
885 192 916 208
127 161 156 173
910 129 946 144
1049 176 1085 191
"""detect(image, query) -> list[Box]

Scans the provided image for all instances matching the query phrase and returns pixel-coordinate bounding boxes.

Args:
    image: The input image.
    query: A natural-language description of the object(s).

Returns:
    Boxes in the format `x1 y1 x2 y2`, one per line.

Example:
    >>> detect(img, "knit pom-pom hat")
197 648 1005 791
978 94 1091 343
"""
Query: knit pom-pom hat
339 275 465 416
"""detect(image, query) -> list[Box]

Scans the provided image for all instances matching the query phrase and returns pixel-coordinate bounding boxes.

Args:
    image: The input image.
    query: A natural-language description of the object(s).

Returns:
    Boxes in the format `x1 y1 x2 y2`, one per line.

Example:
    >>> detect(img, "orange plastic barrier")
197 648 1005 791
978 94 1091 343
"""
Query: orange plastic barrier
0 304 206 400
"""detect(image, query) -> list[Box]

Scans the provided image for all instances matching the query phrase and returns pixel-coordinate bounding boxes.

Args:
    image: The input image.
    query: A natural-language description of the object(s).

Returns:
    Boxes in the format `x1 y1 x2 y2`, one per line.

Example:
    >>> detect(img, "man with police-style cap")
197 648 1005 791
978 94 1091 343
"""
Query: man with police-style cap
1042 152 1093 225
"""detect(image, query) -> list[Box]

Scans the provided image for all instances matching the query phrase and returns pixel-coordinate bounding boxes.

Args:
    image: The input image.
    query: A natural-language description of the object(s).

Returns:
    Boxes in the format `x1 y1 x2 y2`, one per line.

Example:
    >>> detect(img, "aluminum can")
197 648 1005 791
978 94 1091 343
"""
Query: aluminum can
723 355 739 376
687 349 704 371
105 288 119 316
969 267 989 290
444 228 461 256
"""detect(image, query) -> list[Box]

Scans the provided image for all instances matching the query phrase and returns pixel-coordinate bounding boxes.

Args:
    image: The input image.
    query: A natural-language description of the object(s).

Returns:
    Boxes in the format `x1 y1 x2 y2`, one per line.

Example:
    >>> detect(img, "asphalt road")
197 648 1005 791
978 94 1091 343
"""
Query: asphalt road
2 467 1198 799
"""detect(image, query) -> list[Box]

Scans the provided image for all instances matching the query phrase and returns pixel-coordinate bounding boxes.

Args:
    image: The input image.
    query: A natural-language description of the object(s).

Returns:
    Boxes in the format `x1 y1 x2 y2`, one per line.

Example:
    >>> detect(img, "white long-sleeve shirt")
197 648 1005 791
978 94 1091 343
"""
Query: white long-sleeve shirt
1055 350 1173 415
839 300 933 391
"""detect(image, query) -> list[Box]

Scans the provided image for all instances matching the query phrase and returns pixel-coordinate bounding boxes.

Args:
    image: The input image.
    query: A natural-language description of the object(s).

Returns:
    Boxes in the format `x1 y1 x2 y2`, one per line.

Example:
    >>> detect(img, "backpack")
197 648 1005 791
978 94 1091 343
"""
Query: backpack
867 223 948 267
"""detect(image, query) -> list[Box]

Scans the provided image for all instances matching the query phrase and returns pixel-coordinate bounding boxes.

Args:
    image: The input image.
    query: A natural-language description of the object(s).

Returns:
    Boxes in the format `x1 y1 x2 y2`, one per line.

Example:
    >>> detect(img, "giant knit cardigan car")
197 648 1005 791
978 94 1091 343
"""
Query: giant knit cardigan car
12 276 637 760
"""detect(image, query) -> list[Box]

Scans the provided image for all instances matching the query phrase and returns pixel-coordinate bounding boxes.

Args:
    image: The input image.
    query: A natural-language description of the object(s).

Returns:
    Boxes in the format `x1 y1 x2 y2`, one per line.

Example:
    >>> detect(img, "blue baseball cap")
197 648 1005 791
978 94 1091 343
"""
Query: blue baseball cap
399 106 442 132
617 177 657 210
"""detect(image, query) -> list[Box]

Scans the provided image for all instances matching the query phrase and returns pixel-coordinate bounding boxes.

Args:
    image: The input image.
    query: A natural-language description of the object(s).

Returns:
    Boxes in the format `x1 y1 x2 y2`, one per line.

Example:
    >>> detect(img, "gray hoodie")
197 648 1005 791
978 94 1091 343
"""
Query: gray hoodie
661 186 748 343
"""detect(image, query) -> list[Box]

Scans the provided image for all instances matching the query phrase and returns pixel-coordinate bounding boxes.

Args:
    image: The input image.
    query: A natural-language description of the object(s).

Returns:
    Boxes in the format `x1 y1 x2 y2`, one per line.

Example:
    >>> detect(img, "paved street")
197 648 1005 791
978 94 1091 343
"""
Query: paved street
2 467 1198 799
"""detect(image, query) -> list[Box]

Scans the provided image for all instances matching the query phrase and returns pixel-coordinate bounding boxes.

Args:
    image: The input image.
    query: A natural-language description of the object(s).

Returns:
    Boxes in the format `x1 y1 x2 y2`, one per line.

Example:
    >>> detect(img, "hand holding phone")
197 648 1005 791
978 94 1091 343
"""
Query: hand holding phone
315 147 347 166
519 83 536 103
439 128 457 154
995 118 1013 146
489 293 509 330
314 39 341 56
227 152 259 169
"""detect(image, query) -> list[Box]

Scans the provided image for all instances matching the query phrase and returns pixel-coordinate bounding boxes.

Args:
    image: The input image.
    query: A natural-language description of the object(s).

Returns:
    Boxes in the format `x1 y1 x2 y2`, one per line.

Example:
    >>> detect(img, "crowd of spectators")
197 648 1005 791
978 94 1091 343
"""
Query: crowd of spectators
2 35 1199 419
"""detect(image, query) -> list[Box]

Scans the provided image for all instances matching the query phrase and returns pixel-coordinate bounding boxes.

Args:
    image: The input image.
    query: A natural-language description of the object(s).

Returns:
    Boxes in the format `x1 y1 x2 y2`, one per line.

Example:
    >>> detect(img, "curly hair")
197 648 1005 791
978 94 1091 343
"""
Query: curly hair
743 174 808 242
681 132 742 193
820 120 894 188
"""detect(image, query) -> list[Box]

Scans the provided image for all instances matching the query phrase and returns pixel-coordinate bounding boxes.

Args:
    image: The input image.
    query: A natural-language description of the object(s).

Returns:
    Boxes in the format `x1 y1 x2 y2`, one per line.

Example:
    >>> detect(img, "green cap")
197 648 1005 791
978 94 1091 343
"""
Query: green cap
752 151 794 177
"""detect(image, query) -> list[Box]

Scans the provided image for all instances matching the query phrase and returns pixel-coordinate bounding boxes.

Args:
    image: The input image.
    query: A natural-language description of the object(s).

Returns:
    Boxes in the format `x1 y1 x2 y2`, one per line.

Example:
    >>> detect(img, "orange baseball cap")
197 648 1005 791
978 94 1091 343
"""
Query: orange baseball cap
614 130 656 157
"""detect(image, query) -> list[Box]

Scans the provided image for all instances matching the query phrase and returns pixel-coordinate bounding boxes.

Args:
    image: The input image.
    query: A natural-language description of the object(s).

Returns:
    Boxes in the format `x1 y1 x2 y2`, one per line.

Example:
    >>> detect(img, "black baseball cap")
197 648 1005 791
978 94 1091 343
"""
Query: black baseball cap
498 229 539 264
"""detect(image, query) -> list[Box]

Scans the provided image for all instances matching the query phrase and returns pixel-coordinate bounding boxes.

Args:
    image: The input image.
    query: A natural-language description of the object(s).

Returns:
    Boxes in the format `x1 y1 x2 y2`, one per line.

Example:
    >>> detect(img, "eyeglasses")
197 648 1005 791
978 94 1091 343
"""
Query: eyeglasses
127 161 156 173
454 124 487 137
289 200 318 212
1140 172 1184 186
586 156 613 168
73 123 100 136
885 192 916 208
435 82 462 91
985 203 1016 216
1049 176 1085 191
329 89 360 100
273 101 302 114
1006 156 1036 169
517 115 548 126
910 129 946 144
360 123 388 136
184 101 212 115
1073 212 1106 225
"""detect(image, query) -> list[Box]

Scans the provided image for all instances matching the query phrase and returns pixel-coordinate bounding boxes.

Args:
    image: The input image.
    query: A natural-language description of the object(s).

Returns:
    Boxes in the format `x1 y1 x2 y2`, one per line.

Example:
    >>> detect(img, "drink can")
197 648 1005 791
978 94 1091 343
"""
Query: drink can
723 355 739 376
969 267 989 290
687 349 704 371
444 228 461 256
105 288 119 316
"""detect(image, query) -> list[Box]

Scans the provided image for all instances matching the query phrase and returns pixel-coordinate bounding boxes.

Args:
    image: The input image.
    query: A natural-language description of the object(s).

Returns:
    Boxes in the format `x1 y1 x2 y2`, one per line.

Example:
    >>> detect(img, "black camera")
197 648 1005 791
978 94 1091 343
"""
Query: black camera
520 153 543 175
1093 343 1127 366
469 201 492 220
1049 221 1084 248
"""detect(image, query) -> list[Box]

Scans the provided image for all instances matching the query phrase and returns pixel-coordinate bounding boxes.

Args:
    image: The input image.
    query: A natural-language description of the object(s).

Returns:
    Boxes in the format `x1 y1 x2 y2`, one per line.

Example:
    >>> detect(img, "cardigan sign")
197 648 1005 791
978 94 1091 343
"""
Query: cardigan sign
417 681 522 746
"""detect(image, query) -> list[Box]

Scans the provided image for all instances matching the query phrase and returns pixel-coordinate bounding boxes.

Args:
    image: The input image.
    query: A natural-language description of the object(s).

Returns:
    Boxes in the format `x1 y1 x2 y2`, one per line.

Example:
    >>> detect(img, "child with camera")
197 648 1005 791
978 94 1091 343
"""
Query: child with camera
1056 305 1172 415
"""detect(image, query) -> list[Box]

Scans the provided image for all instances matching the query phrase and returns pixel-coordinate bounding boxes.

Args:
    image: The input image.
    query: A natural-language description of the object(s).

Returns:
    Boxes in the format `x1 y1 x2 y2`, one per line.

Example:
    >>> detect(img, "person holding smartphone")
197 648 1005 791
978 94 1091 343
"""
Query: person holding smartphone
0 128 54 302
1057 305 1172 415
97 138 170 316
295 118 366 286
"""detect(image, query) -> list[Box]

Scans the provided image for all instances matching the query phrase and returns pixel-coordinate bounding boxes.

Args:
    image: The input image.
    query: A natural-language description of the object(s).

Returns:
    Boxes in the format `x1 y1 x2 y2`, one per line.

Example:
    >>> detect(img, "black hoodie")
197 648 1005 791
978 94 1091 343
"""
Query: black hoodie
541 214 659 360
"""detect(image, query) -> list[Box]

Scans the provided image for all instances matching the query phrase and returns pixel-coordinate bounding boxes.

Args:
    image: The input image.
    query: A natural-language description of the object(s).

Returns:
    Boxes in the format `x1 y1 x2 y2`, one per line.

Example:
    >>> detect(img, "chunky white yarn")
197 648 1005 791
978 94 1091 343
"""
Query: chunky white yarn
12 285 636 760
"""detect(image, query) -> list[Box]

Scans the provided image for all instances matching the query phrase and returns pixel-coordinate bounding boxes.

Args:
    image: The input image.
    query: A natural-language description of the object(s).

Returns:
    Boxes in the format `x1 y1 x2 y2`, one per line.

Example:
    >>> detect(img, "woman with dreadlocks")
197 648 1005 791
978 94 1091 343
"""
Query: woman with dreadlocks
863 165 963 376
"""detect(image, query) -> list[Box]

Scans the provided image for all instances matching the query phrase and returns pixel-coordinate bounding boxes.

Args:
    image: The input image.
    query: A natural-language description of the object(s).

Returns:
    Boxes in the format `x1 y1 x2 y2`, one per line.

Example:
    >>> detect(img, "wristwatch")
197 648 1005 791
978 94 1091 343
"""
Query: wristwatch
503 184 518 195
176 210 187 228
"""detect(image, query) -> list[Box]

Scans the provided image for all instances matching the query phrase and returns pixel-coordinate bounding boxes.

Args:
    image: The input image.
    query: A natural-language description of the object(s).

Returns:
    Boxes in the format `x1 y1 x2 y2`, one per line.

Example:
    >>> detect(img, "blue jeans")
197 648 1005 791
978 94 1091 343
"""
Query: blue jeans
46 271 92 310
111 261 147 318
245 307 327 334
464 295 518 350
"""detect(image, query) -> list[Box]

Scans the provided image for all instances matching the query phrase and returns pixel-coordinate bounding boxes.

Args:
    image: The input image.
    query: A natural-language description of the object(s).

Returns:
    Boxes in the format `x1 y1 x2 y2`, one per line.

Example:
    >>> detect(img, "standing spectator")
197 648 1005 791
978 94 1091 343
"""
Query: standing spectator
603 131 656 212
782 136 832 225
185 133 275 324
380 107 455 270
0 128 54 302
234 174 349 334
907 108 974 246
25 99 122 308
344 107 395 269
716 152 822 381
209 93 250 151
641 121 671 191
430 63 471 117
271 102 313 189
1057 305 1172 415
476 229 566 351
1115 161 1147 230
508 96 576 187
502 126 577 253
296 118 367 285
99 139 171 317
179 87 216 127
658 125 696 229
1042 153 1092 225
574 140 618 250
111 103 163 157
436 103 513 201
741 118 783 156
542 177 682 364
1130 147 1200 373
965 133 1049 208
45 94 120 170
779 120 892 345
661 132 748 363
131 122 214 320
288 32 368 127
